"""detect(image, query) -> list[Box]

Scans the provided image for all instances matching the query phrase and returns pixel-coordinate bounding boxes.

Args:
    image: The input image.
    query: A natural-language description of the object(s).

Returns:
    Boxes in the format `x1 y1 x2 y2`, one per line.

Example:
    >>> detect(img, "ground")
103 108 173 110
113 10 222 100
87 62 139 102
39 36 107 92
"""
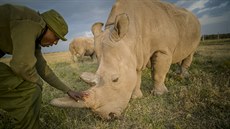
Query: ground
0 39 229 129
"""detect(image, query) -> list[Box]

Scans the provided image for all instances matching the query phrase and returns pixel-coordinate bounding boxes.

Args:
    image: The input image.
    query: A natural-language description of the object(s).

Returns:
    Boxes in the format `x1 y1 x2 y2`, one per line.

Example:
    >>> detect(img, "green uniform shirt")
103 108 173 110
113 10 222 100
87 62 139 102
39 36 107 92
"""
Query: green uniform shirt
0 4 70 93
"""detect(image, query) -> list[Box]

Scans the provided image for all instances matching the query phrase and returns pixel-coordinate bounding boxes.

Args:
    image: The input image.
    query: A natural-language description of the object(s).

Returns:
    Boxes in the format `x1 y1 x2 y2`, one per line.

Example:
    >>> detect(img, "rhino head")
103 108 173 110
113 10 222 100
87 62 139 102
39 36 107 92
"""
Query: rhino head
51 14 139 119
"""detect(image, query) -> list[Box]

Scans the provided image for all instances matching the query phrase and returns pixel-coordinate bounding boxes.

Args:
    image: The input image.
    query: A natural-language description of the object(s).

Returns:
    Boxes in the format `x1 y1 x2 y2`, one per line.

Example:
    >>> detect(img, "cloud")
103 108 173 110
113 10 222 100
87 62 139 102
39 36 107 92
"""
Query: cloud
83 31 93 37
187 0 209 11
175 1 188 7
197 1 229 14
199 11 230 25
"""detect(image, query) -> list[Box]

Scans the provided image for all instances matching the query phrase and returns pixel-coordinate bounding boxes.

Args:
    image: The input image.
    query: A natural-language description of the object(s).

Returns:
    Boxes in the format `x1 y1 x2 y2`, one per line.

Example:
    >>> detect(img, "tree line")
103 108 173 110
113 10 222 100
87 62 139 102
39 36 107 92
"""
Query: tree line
201 33 230 41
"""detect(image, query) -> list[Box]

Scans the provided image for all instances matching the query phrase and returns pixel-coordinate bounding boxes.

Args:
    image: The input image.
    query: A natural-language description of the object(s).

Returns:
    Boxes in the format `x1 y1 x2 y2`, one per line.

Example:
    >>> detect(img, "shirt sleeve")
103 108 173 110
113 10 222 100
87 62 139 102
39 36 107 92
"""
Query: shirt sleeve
35 45 71 93
10 20 43 86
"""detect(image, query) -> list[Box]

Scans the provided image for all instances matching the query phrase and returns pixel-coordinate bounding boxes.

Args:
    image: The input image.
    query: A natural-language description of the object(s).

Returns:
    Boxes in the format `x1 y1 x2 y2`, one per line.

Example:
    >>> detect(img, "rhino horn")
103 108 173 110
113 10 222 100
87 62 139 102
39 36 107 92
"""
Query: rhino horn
80 72 99 86
50 96 88 108
91 22 104 37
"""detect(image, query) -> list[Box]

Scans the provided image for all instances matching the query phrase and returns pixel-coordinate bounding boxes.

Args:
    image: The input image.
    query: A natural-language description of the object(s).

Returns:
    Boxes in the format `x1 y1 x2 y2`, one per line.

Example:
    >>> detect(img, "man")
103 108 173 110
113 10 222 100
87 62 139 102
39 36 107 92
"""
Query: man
0 4 85 129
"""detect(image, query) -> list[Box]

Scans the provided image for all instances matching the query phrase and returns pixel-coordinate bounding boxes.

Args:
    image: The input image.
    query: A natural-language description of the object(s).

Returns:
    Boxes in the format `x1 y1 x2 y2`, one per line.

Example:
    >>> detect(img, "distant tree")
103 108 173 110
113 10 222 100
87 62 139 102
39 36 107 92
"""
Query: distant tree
201 33 230 41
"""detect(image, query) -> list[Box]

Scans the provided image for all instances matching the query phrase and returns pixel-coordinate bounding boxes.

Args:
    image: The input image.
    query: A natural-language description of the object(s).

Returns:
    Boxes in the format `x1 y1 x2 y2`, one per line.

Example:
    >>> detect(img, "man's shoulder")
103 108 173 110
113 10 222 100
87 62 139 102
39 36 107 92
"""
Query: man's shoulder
9 4 46 28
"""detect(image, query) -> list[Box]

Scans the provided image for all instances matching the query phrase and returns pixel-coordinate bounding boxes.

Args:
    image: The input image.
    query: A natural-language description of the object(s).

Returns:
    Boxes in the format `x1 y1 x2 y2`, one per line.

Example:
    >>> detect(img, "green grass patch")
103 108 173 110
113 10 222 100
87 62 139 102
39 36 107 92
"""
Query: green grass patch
42 39 230 129
1 39 230 129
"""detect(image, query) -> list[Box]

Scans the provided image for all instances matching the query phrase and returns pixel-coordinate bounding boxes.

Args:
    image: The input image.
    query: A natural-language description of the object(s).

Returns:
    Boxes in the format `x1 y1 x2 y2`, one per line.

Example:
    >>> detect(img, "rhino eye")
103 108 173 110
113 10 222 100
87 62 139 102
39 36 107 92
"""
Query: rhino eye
112 77 119 82
111 74 119 82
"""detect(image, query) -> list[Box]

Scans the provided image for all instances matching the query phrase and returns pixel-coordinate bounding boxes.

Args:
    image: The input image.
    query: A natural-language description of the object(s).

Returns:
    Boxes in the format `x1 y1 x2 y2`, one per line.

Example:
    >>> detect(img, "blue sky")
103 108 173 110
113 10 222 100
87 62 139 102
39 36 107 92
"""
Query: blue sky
1 0 230 53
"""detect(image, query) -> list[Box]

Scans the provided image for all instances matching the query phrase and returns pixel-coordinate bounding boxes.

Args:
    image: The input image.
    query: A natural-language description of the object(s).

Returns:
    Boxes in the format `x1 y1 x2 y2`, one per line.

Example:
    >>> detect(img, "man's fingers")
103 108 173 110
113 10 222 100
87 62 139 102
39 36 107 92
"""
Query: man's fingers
70 95 80 102
81 92 89 98
75 94 86 100
74 98 80 102
67 91 89 101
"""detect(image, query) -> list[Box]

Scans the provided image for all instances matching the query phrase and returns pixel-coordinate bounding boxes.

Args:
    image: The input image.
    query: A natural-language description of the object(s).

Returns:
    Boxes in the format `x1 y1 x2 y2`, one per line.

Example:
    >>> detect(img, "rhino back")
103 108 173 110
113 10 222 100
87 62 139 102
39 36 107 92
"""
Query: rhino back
105 0 200 66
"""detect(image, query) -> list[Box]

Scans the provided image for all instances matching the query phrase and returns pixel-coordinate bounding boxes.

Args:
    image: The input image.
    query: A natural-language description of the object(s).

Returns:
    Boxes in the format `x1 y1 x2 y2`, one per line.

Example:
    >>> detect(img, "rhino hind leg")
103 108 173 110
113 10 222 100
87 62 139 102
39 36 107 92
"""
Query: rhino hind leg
177 53 194 78
150 51 171 95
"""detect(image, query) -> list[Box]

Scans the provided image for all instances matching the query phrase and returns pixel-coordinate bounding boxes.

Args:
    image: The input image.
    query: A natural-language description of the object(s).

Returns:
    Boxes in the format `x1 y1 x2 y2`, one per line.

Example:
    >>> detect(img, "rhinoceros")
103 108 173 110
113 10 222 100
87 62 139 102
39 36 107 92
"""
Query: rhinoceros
69 37 95 62
51 0 201 119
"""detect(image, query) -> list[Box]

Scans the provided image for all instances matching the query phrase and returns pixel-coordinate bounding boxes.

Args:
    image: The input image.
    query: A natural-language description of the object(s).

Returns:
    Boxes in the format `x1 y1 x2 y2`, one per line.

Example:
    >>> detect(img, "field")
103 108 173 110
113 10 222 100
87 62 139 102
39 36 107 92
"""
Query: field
0 39 230 129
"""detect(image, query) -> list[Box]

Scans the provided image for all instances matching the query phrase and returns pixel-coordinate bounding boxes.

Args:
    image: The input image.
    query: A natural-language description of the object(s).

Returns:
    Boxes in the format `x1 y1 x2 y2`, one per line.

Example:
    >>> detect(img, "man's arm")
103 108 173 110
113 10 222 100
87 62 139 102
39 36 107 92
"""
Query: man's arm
35 46 70 93
35 46 88 100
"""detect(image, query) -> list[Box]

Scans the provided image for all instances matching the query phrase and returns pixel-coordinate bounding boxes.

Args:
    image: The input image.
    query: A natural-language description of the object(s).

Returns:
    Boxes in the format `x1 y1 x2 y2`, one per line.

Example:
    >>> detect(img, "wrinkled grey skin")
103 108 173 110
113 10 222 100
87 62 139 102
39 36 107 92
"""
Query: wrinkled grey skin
51 0 201 119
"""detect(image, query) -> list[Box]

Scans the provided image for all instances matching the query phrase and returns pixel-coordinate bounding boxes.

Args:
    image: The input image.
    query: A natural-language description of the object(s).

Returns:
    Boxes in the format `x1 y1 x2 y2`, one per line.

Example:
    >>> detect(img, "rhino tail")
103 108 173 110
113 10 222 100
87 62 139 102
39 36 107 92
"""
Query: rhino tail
50 96 87 108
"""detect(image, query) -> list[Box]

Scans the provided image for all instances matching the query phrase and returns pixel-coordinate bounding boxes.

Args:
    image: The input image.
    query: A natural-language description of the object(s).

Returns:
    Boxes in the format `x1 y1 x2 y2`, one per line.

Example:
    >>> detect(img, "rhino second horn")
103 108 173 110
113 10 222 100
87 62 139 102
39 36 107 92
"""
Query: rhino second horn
80 72 99 86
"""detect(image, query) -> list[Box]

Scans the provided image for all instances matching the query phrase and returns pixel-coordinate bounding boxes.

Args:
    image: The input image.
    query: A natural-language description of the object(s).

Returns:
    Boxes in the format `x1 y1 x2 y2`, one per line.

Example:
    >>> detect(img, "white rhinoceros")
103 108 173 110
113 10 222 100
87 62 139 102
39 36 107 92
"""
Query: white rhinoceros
69 37 95 62
51 0 201 119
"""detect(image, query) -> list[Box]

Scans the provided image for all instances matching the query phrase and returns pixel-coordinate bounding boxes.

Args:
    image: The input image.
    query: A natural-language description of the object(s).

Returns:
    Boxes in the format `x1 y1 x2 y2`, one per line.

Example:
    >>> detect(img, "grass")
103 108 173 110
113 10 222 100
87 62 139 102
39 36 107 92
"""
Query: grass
1 39 229 129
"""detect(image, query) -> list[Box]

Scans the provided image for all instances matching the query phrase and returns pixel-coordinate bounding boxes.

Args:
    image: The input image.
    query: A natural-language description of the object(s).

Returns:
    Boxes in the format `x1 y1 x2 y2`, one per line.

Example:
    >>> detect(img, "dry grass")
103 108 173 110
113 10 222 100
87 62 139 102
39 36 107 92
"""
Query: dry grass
0 39 229 129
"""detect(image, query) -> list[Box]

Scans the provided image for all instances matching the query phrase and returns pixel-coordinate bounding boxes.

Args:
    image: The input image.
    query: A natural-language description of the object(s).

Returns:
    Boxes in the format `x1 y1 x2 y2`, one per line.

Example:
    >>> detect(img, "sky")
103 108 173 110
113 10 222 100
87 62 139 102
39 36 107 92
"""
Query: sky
1 0 230 53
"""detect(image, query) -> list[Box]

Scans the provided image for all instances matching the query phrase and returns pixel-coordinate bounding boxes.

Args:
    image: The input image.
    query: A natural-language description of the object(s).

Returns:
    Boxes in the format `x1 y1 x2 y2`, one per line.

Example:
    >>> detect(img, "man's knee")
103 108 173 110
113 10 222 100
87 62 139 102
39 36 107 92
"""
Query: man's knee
20 81 42 101
0 63 24 92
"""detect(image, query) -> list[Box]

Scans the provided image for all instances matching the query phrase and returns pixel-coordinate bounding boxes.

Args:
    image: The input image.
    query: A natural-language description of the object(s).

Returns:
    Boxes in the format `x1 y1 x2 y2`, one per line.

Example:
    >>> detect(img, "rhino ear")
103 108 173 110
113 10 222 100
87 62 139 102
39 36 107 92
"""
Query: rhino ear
91 22 104 37
110 13 129 42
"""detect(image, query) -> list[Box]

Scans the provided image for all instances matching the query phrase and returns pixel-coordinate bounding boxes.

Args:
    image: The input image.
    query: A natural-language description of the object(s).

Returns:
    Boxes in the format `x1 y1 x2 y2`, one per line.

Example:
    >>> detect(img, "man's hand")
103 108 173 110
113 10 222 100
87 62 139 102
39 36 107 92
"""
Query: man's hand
67 90 88 102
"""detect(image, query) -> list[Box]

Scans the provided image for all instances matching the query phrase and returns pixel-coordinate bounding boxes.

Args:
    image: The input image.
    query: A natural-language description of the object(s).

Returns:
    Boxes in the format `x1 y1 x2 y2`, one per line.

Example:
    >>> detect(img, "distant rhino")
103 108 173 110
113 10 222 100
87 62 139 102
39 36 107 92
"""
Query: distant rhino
51 0 201 119
69 37 96 62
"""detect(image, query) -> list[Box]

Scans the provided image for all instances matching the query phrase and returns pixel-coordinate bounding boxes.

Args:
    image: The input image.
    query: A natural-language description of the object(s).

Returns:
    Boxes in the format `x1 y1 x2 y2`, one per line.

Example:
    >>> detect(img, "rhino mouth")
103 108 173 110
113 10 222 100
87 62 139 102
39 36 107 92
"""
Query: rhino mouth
93 105 123 120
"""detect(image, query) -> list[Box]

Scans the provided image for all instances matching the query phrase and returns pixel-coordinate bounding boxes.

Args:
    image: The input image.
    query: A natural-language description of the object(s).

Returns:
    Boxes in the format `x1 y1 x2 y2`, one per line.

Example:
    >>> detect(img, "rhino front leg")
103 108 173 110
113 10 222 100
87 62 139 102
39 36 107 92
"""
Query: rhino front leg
131 70 143 99
69 51 77 63
151 51 171 95
178 53 194 78
91 53 98 63
73 55 78 63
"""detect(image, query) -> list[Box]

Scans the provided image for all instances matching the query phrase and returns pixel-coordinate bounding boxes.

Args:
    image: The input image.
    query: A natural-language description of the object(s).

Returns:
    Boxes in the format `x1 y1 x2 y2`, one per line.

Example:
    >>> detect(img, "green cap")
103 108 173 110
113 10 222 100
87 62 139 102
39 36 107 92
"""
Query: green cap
41 9 68 41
